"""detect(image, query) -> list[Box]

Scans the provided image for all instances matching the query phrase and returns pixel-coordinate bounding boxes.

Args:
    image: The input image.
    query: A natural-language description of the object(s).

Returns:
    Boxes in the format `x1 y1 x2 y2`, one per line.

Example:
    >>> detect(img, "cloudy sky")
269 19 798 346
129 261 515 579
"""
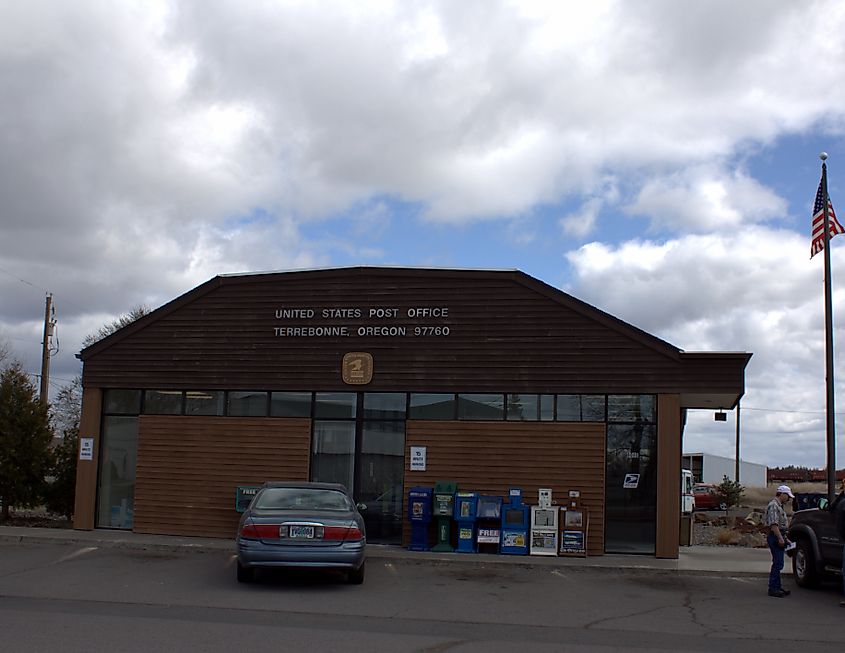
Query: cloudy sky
2 0 845 469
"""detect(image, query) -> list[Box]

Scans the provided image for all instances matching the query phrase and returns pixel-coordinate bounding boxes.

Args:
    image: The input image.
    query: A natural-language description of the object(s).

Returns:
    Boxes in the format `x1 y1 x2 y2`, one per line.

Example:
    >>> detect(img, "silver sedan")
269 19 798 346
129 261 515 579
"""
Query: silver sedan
236 482 367 584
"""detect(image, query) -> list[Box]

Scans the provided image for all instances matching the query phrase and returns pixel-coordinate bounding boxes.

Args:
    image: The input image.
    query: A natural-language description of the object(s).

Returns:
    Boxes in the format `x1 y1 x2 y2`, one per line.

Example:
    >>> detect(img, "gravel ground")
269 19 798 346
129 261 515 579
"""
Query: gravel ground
692 507 769 547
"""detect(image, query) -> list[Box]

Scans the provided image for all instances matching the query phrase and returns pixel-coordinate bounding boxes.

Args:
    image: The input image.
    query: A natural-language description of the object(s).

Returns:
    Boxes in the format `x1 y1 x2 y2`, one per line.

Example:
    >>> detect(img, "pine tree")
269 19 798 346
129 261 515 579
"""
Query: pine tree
0 364 54 520
44 376 82 519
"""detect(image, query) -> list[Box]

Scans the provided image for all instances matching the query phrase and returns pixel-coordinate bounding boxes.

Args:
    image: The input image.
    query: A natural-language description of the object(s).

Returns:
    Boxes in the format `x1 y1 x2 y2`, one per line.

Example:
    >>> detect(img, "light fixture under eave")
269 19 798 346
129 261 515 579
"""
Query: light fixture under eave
714 411 727 422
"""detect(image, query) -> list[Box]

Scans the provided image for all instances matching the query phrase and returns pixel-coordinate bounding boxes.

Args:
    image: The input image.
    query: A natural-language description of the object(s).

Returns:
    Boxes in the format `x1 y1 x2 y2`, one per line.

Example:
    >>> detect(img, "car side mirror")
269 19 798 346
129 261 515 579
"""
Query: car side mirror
818 498 829 510
356 502 368 511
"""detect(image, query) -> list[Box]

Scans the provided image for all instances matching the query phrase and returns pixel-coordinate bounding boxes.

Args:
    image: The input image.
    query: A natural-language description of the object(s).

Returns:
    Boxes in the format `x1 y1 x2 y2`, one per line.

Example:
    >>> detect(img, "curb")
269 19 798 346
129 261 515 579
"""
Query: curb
0 528 772 577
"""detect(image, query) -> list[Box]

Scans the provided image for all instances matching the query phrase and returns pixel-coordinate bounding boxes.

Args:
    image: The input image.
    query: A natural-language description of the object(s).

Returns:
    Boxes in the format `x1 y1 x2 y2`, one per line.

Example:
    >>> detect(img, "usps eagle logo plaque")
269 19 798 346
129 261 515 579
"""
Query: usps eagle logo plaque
342 352 373 385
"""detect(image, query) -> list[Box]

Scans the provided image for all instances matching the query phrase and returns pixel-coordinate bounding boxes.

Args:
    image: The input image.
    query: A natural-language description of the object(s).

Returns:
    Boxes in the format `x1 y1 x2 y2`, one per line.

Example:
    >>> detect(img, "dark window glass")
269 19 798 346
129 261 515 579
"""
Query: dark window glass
228 391 268 416
605 423 657 554
506 394 538 421
359 420 405 543
185 391 224 416
310 421 356 493
314 392 357 418
581 395 606 421
458 394 504 420
103 389 141 415
96 416 138 529
408 393 455 419
143 390 183 415
363 393 406 419
608 395 655 423
539 395 555 421
271 392 312 417
556 395 581 421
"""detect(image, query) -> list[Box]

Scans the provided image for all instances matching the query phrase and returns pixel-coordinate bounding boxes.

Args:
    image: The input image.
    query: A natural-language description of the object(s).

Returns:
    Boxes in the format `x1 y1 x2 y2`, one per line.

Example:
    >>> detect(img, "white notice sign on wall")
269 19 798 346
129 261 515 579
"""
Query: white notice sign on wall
79 438 94 461
410 446 426 471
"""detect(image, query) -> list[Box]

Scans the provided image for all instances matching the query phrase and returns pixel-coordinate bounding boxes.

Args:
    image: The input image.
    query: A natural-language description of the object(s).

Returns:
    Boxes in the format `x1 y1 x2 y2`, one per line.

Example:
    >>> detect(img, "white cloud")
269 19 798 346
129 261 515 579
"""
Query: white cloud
626 165 788 232
1 0 845 469
565 228 845 467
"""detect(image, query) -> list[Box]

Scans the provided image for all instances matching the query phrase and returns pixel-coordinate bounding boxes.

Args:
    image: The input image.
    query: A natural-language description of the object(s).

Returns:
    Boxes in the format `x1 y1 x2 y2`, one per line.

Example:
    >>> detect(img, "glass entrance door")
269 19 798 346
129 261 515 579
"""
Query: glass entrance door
310 392 406 544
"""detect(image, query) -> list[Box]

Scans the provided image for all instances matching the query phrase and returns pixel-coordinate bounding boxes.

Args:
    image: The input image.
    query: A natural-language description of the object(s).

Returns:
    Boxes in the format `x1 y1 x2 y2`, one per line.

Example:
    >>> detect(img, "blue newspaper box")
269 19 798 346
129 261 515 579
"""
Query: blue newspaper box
408 487 433 551
500 488 530 555
453 491 479 553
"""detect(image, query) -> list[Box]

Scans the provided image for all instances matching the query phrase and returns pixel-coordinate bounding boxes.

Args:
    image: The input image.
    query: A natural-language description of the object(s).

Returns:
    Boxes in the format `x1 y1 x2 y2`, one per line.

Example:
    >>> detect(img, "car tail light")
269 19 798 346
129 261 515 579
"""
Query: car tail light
239 521 283 539
323 526 364 541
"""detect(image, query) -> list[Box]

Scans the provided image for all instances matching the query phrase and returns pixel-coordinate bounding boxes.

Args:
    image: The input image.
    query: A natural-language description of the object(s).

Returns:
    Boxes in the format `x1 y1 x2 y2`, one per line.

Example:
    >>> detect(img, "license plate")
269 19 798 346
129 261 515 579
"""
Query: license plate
288 525 315 539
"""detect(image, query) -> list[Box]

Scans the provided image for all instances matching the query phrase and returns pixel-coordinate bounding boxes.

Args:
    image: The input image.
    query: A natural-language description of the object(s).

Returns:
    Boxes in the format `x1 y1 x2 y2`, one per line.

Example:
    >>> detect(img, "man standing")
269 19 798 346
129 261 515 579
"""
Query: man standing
764 485 793 598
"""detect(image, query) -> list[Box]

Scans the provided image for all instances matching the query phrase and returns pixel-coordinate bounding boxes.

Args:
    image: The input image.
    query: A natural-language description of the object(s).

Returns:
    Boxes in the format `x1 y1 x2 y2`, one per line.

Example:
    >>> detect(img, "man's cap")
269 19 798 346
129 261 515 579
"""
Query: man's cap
777 485 794 498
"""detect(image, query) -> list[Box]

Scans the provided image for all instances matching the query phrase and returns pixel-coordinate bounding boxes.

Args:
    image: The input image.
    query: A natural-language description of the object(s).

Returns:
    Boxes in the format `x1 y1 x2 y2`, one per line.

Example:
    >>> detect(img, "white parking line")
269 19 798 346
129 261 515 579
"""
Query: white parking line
55 547 98 564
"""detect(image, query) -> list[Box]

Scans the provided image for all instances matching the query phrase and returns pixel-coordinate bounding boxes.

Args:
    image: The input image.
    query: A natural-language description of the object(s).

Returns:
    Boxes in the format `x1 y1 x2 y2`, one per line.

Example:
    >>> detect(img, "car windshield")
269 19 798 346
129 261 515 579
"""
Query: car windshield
253 487 352 511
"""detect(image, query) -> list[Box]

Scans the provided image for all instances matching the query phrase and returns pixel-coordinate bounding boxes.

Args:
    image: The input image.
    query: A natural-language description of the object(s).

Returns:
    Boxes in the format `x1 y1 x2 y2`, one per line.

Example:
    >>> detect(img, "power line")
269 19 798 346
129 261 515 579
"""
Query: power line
741 406 845 417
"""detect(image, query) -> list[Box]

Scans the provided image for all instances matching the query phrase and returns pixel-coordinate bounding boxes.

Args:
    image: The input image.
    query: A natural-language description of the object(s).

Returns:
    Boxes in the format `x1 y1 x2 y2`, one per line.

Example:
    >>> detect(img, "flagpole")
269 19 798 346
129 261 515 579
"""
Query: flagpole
820 152 837 503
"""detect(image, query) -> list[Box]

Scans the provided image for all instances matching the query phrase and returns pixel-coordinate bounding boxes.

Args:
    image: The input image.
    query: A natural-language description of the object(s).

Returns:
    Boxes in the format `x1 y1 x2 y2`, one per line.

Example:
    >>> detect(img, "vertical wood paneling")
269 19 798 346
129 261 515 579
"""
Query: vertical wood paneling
403 421 606 556
656 394 681 559
133 416 311 538
73 387 102 530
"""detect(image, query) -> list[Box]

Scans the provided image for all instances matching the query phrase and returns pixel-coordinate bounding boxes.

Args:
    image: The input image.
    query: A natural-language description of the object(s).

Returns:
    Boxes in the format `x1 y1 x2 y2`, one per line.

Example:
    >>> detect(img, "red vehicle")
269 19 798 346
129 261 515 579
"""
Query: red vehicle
692 483 727 511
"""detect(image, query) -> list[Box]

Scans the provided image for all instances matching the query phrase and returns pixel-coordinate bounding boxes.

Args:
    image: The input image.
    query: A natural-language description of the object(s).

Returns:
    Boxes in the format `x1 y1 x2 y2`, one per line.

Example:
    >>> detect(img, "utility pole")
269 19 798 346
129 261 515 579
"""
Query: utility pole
39 293 55 405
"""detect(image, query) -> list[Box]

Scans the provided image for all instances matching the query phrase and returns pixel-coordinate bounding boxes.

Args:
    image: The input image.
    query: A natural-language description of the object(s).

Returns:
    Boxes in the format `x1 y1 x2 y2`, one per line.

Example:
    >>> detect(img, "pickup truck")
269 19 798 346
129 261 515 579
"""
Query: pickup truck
787 495 844 587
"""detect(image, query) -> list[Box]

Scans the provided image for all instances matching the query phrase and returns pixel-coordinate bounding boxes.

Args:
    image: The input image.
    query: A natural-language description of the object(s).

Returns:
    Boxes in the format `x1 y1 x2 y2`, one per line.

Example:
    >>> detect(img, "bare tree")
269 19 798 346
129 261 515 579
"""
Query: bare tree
82 305 150 348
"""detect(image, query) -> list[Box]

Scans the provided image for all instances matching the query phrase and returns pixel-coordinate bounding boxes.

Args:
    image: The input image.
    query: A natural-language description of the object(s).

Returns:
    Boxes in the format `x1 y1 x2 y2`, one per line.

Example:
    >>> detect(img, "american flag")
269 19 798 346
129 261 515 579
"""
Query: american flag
811 175 844 258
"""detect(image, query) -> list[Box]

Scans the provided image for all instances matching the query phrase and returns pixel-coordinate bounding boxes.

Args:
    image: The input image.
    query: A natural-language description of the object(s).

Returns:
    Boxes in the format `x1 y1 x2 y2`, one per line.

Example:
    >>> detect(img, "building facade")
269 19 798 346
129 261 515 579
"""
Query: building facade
73 267 751 558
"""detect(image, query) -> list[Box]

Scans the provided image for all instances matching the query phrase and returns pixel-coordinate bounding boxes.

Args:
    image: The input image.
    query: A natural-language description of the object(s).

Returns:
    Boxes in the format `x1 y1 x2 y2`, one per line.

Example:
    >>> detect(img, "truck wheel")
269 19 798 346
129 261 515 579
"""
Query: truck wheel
793 539 819 588
719 502 728 511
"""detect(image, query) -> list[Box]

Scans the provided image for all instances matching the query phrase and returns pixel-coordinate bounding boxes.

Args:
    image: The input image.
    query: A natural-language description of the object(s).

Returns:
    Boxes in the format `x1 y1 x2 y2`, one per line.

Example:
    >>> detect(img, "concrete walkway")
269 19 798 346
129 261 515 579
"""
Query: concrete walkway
0 525 781 577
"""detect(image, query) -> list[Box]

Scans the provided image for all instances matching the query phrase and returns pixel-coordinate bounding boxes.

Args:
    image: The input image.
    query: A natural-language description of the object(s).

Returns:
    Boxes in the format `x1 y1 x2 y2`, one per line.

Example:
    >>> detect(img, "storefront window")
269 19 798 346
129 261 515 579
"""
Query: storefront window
96 416 138 529
227 391 268 416
310 421 356 493
539 394 555 421
608 395 655 423
184 391 224 416
314 392 357 418
143 390 183 415
581 395 606 421
458 394 504 420
506 394 538 421
363 393 407 419
555 395 605 421
103 389 141 415
408 393 455 419
270 391 312 417
556 395 580 421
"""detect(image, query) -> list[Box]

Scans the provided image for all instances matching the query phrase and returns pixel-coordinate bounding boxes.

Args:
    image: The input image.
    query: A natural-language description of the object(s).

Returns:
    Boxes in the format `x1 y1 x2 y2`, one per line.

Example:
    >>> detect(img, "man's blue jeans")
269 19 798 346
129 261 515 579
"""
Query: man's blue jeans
767 533 784 591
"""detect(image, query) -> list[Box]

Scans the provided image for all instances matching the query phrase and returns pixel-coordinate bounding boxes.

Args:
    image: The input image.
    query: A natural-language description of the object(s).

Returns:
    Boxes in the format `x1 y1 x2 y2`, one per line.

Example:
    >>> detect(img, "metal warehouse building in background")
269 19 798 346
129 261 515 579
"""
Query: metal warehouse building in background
72 267 751 558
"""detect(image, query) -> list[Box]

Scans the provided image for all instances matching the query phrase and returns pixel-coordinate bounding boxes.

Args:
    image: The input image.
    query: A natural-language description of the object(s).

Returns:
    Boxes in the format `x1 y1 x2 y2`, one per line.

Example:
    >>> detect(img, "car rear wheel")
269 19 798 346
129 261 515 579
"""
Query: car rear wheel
237 562 255 584
793 539 819 588
718 502 728 511
347 562 365 585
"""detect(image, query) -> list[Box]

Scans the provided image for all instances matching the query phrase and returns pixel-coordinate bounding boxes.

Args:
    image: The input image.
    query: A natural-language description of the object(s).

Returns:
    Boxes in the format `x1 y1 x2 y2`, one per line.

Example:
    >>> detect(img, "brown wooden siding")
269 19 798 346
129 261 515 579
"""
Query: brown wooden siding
133 416 310 538
80 268 736 395
73 387 102 530
656 394 681 558
403 421 606 556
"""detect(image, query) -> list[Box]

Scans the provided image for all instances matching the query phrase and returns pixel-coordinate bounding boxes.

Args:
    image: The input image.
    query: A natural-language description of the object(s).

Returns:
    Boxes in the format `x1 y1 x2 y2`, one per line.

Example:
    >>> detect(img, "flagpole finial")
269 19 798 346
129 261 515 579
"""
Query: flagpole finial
820 151 829 161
